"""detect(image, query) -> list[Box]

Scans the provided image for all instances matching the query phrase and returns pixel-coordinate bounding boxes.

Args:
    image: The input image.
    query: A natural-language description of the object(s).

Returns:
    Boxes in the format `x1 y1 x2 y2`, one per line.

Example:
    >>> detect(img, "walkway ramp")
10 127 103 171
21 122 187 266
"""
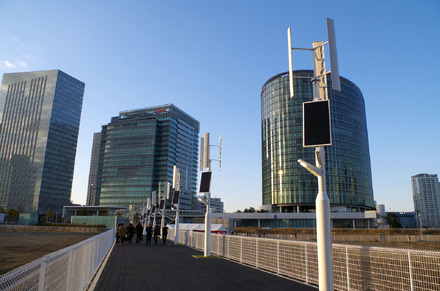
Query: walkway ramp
92 241 316 290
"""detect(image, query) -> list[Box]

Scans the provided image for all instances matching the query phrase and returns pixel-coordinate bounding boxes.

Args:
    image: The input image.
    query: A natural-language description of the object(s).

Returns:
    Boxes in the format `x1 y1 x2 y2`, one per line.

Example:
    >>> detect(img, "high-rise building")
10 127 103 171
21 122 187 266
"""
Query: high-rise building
0 70 85 214
194 196 224 213
261 70 374 215
412 173 440 228
210 197 224 213
94 104 199 210
86 132 102 206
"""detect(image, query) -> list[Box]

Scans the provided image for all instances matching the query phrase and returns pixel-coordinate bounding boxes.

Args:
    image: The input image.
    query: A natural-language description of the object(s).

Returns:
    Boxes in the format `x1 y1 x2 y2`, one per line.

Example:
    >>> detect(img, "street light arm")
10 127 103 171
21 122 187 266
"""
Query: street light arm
298 159 323 178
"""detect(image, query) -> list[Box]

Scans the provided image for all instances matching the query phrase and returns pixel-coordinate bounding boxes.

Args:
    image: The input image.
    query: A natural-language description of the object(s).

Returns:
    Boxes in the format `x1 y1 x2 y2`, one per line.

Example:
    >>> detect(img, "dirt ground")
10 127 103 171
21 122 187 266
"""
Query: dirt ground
0 232 96 275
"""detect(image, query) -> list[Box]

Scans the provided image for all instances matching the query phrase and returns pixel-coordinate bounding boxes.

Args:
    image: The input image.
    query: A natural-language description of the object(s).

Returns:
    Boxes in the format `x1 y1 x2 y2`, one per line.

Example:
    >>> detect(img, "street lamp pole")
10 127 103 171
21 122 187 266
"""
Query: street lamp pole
199 133 221 257
288 18 341 291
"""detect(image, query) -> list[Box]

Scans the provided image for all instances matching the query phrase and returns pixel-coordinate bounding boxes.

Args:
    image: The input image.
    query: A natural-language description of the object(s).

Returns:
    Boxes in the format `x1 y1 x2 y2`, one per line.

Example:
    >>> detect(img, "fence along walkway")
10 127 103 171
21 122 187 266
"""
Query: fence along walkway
0 228 116 291
235 233 440 243
170 230 440 291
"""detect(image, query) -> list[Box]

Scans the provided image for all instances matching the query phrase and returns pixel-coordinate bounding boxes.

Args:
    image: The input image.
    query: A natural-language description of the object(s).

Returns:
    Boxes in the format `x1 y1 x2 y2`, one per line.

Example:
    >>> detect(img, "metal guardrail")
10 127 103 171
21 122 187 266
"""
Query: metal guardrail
169 230 440 291
0 228 116 290
234 233 440 243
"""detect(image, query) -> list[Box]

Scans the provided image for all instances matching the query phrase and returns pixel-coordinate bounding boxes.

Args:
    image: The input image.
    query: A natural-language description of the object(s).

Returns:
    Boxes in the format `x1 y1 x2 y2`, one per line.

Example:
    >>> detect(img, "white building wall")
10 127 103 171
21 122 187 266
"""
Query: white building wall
412 174 440 228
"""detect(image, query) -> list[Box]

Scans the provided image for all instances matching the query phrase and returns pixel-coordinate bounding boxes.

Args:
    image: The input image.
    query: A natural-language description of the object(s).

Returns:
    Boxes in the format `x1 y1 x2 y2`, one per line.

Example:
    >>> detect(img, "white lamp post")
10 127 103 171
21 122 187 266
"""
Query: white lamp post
287 18 341 291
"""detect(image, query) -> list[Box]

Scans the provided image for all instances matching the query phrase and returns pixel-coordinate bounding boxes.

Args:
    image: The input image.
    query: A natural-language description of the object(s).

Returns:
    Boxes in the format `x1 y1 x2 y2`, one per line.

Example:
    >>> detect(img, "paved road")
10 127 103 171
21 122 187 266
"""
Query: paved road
92 239 317 291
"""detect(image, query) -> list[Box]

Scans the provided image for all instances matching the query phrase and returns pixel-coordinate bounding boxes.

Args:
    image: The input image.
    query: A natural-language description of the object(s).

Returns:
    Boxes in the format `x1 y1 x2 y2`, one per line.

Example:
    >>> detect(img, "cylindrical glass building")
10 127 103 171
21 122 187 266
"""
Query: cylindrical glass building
261 70 374 212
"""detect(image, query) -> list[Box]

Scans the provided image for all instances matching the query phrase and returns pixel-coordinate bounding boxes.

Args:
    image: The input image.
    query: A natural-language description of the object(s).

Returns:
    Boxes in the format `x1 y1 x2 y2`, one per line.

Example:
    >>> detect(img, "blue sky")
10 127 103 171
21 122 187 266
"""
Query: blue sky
1 1 439 212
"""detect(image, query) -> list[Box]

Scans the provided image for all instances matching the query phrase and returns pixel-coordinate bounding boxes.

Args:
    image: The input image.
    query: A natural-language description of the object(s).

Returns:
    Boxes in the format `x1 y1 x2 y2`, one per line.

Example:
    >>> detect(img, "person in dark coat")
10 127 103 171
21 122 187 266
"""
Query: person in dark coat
145 223 153 246
162 223 168 244
117 223 127 246
116 223 121 243
153 223 161 244
126 223 135 245
135 221 143 244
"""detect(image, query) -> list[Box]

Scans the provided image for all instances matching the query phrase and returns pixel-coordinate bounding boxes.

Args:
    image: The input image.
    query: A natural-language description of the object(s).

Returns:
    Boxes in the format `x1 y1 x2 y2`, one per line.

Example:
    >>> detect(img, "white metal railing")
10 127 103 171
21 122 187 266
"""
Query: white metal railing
233 233 440 243
169 229 440 290
0 228 116 291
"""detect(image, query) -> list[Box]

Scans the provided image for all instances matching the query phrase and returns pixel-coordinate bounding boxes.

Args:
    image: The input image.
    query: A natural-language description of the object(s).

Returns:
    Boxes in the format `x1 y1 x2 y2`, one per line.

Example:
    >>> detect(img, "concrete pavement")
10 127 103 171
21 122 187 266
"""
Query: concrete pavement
92 239 317 291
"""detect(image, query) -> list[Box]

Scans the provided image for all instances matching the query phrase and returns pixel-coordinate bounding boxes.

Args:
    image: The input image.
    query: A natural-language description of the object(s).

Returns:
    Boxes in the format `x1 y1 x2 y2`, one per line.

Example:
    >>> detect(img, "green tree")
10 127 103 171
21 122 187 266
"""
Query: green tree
39 216 47 223
7 208 19 222
243 207 256 213
0 205 6 213
386 213 402 228
45 209 54 223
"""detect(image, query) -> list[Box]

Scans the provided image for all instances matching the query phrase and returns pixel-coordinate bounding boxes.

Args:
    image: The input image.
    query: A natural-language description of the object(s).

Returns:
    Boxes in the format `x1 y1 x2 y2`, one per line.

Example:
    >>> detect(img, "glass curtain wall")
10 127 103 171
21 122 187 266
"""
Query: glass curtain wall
0 70 84 214
96 104 199 210
261 70 374 212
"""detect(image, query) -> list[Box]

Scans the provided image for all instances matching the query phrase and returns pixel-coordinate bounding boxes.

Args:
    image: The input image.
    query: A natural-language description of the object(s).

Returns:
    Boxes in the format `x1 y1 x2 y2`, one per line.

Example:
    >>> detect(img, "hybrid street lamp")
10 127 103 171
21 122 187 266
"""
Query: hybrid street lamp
198 132 221 257
172 165 181 245
160 182 170 240
287 18 341 291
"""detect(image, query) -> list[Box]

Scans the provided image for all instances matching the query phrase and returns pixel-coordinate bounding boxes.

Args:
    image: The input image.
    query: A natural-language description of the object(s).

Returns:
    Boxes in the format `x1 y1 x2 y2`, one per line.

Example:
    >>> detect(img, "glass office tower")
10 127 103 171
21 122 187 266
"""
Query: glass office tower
261 70 374 212
0 70 85 214
86 132 102 206
95 104 199 210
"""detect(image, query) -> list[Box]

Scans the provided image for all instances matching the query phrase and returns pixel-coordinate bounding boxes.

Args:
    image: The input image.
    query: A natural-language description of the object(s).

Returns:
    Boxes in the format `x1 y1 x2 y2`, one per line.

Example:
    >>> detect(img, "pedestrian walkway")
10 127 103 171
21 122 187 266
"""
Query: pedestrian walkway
92 239 317 291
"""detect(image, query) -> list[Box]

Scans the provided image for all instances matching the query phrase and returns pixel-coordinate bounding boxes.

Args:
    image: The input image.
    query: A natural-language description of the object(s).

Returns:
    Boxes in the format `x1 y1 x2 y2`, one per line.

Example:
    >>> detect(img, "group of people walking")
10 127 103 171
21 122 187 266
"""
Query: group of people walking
117 222 168 246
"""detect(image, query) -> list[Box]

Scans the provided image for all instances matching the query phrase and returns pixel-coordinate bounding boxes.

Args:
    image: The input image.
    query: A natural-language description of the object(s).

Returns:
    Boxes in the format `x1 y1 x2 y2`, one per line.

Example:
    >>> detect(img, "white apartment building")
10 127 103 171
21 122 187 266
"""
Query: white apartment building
412 173 440 228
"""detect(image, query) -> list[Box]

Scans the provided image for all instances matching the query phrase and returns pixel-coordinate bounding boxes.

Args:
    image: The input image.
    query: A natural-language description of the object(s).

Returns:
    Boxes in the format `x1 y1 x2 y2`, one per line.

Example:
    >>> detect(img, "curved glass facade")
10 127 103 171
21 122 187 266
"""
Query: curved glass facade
261 70 374 211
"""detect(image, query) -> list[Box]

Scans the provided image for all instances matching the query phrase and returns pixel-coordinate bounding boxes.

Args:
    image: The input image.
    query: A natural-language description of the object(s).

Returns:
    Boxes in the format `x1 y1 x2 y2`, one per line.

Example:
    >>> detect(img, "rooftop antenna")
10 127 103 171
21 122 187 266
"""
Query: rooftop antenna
287 17 341 291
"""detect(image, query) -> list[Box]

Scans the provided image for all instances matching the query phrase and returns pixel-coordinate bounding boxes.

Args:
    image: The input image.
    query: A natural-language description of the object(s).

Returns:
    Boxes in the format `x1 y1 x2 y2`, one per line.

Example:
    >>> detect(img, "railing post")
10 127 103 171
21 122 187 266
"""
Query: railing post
256 239 259 268
38 258 48 291
408 251 414 291
222 234 225 257
66 247 73 290
240 237 243 263
80 243 86 289
305 243 309 284
277 240 280 274
87 243 93 282
345 246 350 290
227 236 230 259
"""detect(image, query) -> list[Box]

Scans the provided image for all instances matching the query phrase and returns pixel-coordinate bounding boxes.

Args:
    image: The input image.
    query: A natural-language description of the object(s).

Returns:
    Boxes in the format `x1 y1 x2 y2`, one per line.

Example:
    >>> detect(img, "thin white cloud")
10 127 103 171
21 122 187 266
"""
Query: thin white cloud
19 61 28 68
24 54 37 60
1 60 17 68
